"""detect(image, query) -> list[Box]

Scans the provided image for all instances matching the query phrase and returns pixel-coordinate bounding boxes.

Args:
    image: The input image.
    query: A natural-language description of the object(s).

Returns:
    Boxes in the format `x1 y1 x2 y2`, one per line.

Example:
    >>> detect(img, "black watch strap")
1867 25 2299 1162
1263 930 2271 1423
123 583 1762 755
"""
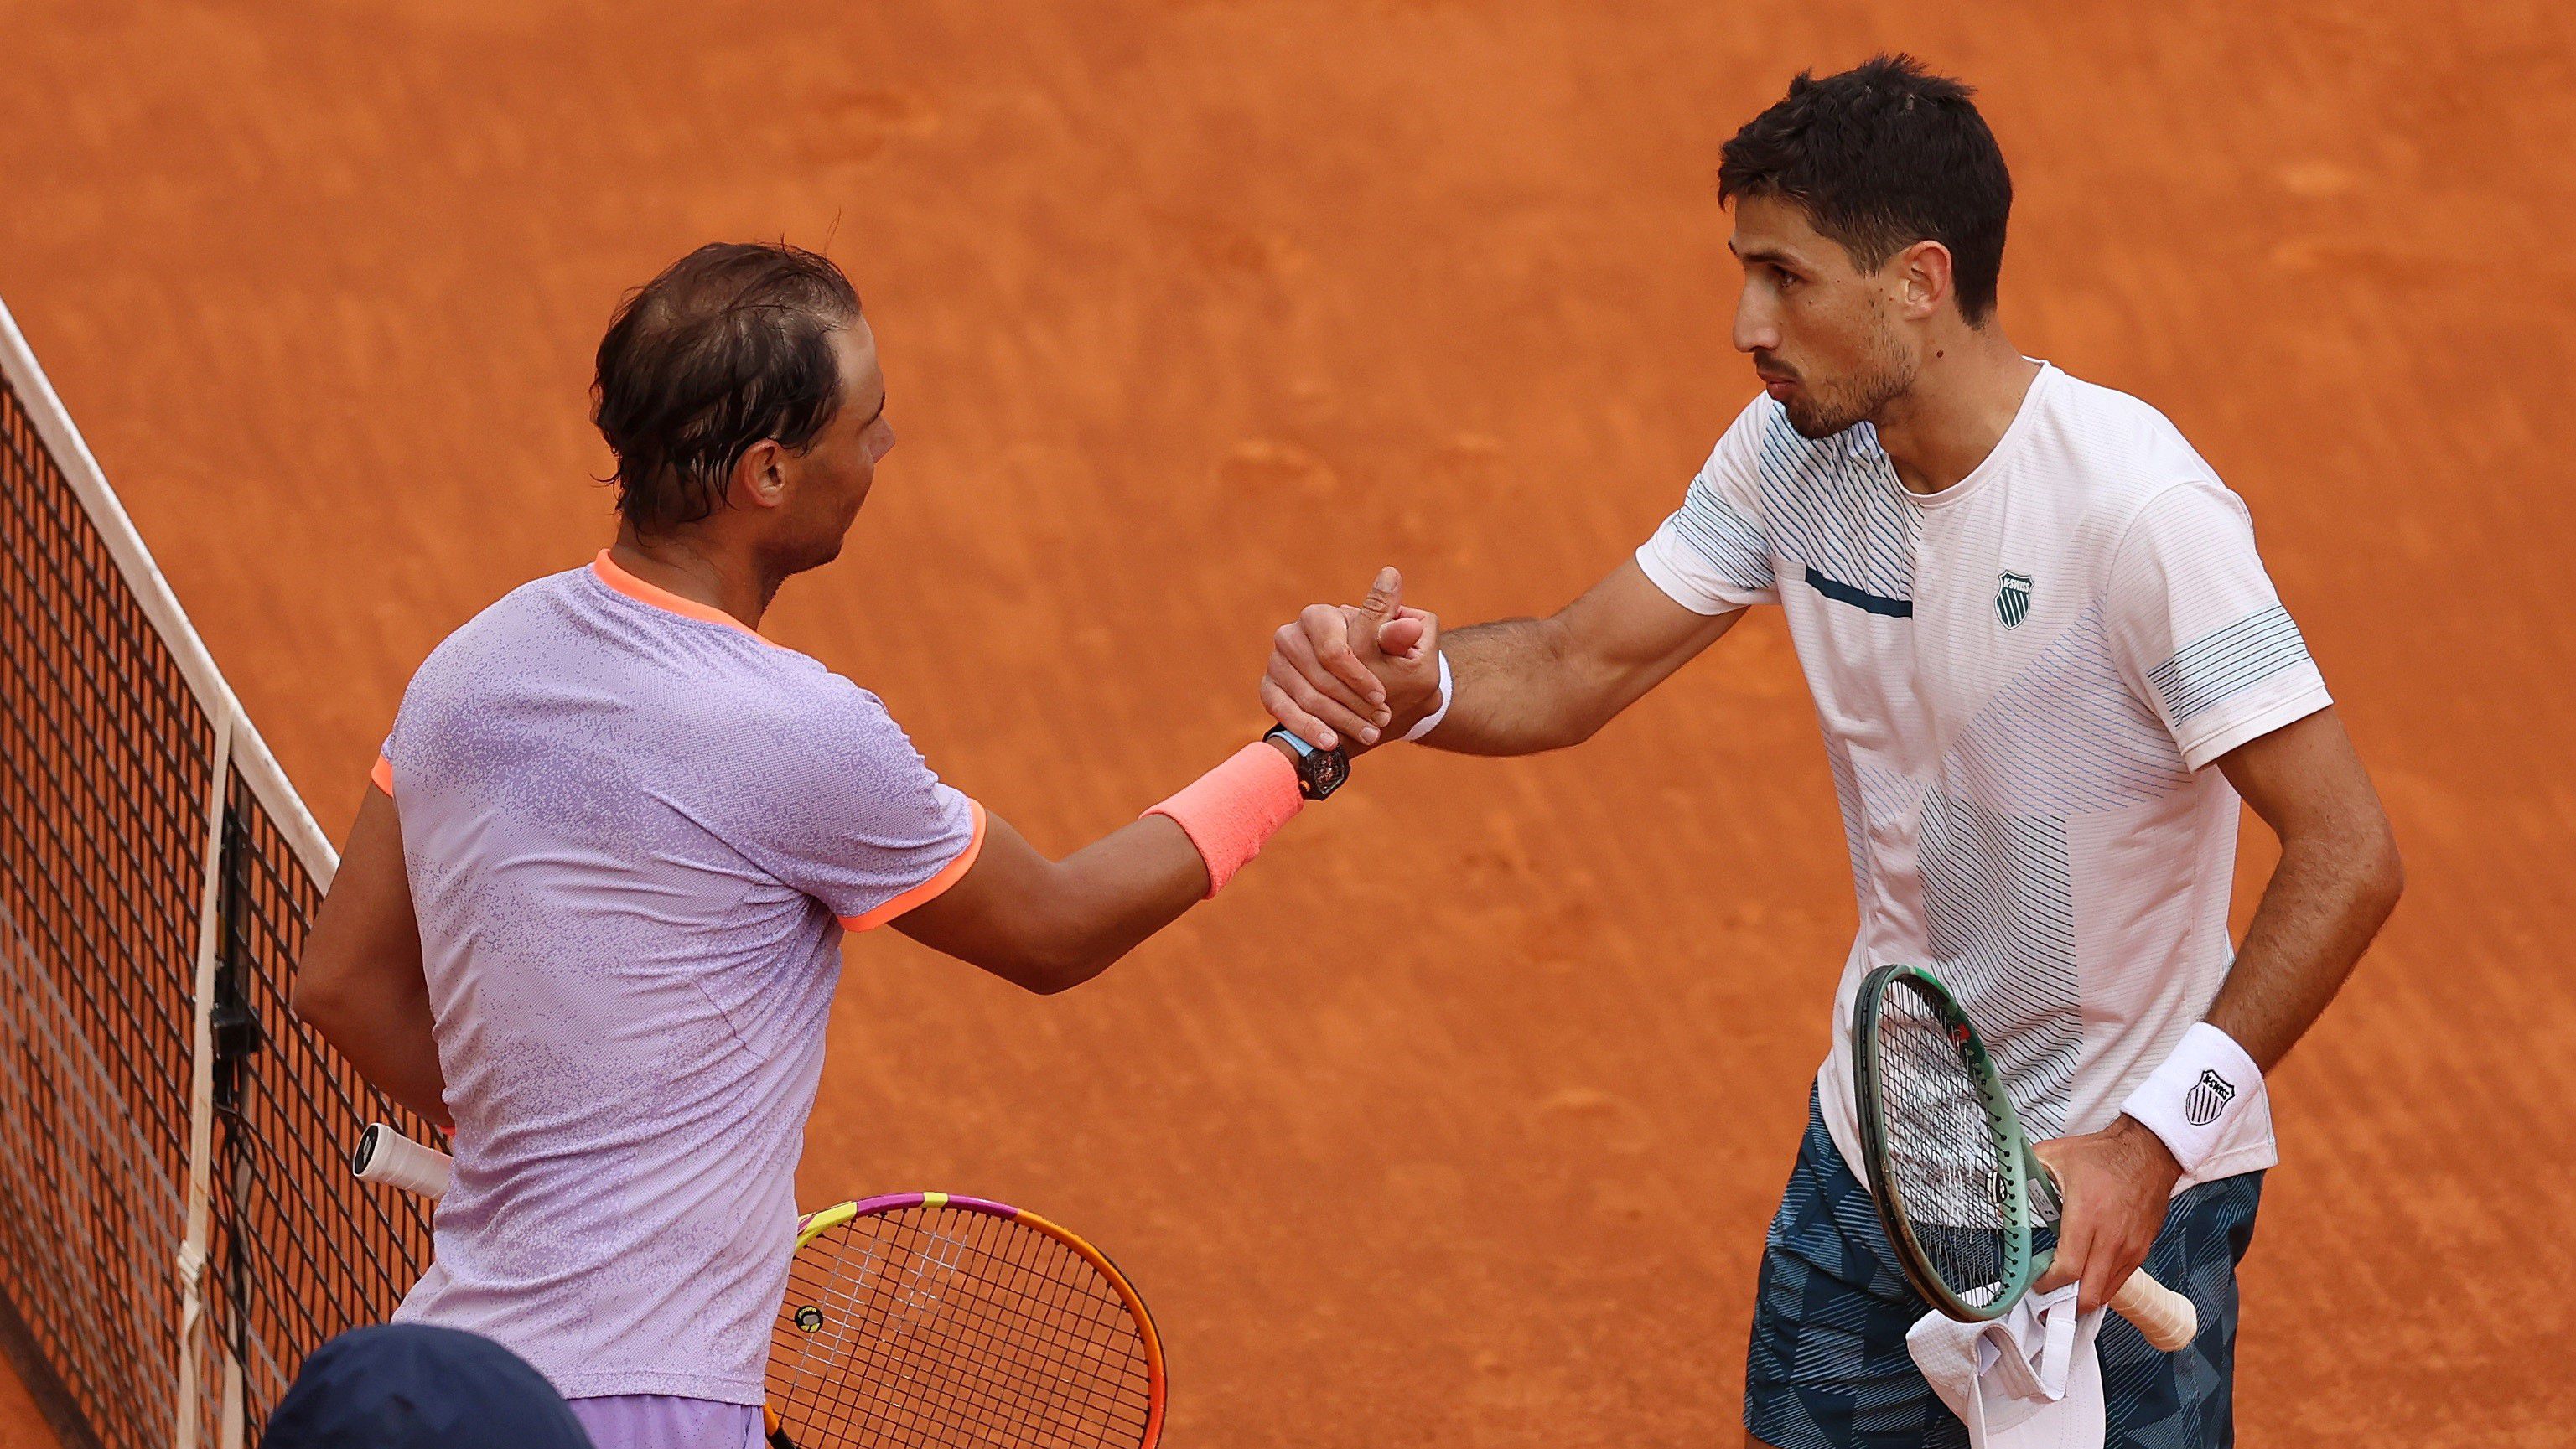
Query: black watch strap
1263 726 1350 800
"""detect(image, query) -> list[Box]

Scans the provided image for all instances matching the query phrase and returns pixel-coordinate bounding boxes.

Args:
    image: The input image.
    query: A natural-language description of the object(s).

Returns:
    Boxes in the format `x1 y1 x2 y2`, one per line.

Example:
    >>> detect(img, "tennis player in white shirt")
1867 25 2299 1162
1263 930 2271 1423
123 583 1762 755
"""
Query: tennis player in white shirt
1259 54 2402 1449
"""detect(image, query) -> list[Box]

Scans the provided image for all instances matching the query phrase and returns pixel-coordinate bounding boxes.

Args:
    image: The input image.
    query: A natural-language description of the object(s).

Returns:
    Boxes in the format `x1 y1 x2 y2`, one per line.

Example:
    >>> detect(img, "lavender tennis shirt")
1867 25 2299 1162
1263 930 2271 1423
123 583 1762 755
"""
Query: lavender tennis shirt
376 552 984 1405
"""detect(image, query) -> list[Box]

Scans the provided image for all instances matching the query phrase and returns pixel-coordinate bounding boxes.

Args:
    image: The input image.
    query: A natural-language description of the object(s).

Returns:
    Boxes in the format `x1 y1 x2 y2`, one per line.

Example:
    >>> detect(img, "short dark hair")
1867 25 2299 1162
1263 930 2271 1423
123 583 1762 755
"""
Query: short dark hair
1718 54 2012 323
593 241 862 533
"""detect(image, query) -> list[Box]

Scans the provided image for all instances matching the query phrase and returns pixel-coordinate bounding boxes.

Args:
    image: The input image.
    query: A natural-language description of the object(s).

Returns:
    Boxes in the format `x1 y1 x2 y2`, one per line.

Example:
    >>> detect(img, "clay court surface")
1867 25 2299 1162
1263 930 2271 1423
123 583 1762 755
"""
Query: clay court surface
4 1 2573 1443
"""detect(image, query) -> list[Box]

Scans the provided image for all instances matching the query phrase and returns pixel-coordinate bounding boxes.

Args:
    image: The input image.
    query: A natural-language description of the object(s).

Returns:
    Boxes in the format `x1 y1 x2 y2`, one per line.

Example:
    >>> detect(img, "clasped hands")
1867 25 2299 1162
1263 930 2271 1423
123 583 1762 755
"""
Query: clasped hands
1260 567 1442 753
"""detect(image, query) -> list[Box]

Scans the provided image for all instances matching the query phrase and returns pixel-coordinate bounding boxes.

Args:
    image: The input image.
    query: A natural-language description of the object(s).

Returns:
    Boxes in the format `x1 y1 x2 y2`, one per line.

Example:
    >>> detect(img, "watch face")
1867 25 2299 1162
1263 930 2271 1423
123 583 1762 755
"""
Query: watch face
1309 748 1350 799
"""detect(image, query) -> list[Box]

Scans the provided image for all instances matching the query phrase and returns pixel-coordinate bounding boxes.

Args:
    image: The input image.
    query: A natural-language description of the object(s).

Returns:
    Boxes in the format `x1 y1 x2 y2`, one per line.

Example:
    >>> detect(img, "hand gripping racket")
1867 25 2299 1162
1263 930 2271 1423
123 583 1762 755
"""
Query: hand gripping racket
352 1126 1167 1447
1851 965 2198 1351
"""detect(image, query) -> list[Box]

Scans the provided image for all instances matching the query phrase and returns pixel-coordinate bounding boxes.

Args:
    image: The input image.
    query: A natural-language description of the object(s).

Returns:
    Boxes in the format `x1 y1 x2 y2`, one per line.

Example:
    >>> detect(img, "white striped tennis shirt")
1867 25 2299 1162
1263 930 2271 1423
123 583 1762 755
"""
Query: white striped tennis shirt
1640 362 2327 1188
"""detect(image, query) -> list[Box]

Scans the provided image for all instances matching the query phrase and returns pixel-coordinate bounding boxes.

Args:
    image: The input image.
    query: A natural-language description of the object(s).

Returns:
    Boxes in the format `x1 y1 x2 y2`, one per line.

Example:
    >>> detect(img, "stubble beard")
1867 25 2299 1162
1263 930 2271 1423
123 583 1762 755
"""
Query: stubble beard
1782 318 1917 440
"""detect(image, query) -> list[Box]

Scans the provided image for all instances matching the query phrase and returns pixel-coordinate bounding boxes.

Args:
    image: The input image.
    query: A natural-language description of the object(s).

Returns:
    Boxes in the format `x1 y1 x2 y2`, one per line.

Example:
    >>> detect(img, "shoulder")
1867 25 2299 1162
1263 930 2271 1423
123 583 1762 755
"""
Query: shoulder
764 665 903 738
2032 370 2221 502
401 567 588 692
725 661 926 778
2016 369 2257 562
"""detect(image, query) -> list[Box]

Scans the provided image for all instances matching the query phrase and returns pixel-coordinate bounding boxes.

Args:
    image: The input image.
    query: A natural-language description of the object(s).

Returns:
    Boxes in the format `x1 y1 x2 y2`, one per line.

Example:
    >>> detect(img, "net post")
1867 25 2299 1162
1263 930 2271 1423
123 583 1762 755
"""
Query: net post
173 710 236 1449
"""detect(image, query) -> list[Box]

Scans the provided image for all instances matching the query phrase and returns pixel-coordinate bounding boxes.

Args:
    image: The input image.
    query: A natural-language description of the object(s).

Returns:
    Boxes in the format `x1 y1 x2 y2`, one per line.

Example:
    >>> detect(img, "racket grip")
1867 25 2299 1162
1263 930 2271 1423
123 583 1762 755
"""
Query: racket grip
352 1122 454 1199
2107 1267 2197 1351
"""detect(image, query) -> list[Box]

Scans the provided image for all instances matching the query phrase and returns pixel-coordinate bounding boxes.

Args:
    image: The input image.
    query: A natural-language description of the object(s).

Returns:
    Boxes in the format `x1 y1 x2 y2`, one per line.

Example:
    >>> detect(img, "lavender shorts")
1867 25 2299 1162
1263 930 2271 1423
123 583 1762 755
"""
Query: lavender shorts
566 1395 765 1449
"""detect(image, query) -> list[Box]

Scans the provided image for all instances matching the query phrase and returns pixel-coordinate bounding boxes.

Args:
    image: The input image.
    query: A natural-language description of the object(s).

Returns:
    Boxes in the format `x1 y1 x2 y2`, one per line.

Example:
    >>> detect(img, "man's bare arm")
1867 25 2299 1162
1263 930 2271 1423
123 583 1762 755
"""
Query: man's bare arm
1430 561 1742 754
2205 706 2405 1069
1262 559 1740 757
2037 706 2402 1311
892 810 1221 996
293 787 451 1127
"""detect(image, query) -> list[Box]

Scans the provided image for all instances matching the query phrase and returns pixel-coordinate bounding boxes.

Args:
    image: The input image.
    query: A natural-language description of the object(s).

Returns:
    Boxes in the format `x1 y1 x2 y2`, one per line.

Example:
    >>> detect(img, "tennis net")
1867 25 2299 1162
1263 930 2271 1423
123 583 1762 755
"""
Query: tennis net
0 295 439 1449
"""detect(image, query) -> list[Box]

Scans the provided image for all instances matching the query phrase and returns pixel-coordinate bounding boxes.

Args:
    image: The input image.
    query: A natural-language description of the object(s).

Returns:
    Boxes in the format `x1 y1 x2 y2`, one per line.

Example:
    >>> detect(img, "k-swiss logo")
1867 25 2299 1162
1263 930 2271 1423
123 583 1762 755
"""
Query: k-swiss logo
2184 1069 2237 1128
1995 572 2034 630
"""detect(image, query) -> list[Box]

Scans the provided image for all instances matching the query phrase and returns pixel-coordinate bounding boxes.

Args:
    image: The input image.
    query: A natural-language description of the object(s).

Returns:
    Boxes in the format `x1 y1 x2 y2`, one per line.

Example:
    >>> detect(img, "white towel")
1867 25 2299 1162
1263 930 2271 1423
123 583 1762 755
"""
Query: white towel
1905 1284 2105 1449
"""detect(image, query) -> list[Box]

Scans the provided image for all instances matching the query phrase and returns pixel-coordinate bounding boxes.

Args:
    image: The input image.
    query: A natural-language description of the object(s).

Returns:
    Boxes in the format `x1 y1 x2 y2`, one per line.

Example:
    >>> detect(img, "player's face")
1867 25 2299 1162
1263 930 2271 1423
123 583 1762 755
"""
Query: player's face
1729 195 1917 439
777 319 895 572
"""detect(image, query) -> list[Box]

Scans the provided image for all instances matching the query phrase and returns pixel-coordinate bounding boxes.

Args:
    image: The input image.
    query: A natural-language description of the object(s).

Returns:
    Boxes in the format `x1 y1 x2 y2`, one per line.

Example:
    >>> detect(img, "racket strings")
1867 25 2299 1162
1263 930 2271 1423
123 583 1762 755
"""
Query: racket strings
767 1203 1153 1448
787 1231 1125 1448
780 1219 1137 1449
1873 985 2015 1307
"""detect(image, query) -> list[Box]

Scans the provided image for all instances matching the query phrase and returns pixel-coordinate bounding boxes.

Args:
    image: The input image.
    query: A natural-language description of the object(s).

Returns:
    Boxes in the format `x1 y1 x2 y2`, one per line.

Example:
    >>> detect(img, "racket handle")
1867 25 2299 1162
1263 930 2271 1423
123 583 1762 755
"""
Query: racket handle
352 1122 454 1199
2107 1266 2197 1351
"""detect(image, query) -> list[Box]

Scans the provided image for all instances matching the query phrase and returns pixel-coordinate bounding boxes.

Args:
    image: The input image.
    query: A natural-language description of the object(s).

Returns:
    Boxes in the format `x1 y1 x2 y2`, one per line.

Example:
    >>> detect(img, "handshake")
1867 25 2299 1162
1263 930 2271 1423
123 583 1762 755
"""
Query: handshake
1260 567 1444 755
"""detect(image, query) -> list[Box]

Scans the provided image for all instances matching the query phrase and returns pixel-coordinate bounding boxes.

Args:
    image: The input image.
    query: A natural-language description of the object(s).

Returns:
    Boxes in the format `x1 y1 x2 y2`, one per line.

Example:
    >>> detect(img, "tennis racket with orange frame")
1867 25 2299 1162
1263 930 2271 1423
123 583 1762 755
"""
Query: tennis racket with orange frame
351 1126 1166 1448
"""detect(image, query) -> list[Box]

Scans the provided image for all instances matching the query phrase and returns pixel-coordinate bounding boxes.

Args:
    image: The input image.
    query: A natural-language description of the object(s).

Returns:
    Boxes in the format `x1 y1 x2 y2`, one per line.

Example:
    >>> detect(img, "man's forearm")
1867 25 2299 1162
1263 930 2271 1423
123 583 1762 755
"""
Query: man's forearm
1267 558 1737 758
1027 815 1229 990
1412 563 1744 756
2203 826 2403 1071
1419 617 1608 756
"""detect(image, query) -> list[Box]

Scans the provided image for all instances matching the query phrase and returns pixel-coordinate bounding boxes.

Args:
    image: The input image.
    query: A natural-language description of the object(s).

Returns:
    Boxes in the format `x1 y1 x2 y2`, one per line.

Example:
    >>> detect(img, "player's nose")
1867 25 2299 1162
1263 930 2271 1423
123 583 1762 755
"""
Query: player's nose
1731 300 1777 355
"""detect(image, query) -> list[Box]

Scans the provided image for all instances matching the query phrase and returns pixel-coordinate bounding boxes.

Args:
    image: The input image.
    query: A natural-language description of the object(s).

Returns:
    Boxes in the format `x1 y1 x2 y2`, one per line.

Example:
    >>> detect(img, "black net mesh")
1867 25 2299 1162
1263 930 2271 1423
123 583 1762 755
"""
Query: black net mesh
768 1203 1157 1449
0 348 437 1449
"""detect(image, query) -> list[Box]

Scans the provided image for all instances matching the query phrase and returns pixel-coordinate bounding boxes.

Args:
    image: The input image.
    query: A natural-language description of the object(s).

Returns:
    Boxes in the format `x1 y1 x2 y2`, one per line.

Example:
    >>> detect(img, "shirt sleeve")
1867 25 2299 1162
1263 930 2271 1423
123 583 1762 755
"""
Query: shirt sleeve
2107 481 2332 770
375 703 405 796
1635 396 1778 613
727 678 986 931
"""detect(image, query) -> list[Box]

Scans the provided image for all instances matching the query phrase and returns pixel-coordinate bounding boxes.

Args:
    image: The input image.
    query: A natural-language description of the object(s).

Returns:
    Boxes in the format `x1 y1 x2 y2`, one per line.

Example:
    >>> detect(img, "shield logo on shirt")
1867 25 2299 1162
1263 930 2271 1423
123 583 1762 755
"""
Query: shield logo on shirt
2185 1069 2237 1127
1995 572 2033 630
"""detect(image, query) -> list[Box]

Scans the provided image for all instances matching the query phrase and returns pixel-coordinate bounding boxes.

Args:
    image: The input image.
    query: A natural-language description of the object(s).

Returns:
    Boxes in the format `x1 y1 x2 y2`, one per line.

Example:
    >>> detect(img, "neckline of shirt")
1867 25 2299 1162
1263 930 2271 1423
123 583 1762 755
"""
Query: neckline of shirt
586 550 782 648
1887 359 2057 511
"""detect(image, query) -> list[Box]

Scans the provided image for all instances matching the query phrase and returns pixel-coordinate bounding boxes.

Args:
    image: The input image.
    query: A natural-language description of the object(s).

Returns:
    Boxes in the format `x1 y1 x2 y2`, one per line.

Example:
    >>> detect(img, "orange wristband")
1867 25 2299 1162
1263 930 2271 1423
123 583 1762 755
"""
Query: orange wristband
1143 743 1304 897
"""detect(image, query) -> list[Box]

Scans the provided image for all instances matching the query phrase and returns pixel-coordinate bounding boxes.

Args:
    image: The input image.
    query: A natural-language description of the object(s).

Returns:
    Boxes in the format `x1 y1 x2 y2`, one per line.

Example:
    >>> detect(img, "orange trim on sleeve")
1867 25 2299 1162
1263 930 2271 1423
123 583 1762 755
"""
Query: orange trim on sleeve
588 550 779 646
840 800 989 932
371 754 396 798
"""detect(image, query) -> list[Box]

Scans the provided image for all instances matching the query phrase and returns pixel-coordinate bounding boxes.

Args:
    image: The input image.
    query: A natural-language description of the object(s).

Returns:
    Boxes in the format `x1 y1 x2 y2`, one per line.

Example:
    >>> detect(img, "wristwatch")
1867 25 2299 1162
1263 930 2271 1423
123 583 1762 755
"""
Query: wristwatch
1263 725 1350 800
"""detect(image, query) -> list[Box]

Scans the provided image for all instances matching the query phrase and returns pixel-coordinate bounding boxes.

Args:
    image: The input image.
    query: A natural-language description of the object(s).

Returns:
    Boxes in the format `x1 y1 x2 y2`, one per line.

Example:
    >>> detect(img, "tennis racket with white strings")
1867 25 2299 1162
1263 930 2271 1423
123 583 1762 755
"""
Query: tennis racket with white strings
350 1125 1167 1448
1851 965 2198 1351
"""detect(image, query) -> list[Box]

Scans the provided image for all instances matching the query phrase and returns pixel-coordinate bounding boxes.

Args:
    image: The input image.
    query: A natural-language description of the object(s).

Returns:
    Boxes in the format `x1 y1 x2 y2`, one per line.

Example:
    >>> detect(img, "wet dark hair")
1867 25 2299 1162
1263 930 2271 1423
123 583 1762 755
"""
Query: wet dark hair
1718 54 2012 323
593 241 862 533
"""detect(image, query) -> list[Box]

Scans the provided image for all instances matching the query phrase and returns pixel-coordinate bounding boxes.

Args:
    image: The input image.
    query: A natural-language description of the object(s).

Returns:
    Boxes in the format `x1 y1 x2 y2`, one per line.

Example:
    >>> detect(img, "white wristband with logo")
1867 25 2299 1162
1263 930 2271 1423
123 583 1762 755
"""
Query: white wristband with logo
2118 1022 2264 1177
1401 650 1454 743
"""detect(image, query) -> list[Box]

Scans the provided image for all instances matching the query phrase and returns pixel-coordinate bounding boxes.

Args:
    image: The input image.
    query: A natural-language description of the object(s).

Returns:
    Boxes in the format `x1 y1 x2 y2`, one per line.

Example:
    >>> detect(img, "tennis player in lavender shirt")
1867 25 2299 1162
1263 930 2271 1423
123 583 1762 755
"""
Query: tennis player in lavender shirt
294 243 1397 1449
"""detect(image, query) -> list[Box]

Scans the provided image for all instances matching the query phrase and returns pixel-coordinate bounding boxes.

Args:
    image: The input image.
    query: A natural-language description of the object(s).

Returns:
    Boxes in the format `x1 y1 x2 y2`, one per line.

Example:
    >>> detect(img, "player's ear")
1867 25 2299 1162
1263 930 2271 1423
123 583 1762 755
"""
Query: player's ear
1894 239 1953 321
728 439 789 510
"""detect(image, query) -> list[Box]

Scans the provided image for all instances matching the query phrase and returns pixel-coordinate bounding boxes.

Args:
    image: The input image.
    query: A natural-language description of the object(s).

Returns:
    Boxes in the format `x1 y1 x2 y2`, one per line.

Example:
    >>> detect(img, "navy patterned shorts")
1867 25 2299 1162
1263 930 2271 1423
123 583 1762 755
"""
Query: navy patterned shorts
1744 1093 2262 1449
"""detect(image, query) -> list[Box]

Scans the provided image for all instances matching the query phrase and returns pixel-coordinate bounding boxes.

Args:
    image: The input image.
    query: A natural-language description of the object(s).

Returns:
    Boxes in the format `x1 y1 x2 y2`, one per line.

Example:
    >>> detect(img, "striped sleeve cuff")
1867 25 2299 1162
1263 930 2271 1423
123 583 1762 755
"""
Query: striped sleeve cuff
2152 607 2332 768
2149 606 2308 722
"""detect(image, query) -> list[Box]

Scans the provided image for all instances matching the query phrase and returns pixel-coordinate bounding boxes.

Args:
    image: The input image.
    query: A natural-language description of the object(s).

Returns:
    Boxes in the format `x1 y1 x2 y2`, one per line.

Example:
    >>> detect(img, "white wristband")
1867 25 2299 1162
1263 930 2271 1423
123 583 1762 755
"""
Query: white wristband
1401 650 1454 743
2118 1022 2264 1177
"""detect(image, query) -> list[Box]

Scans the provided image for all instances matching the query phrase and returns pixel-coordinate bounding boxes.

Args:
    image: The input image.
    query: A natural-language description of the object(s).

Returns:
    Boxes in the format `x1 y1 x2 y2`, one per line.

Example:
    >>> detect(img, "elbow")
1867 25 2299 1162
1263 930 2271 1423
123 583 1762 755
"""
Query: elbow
2328 815 2406 944
2366 825 2407 921
1018 941 1122 996
292 961 350 1037
973 919 1122 996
